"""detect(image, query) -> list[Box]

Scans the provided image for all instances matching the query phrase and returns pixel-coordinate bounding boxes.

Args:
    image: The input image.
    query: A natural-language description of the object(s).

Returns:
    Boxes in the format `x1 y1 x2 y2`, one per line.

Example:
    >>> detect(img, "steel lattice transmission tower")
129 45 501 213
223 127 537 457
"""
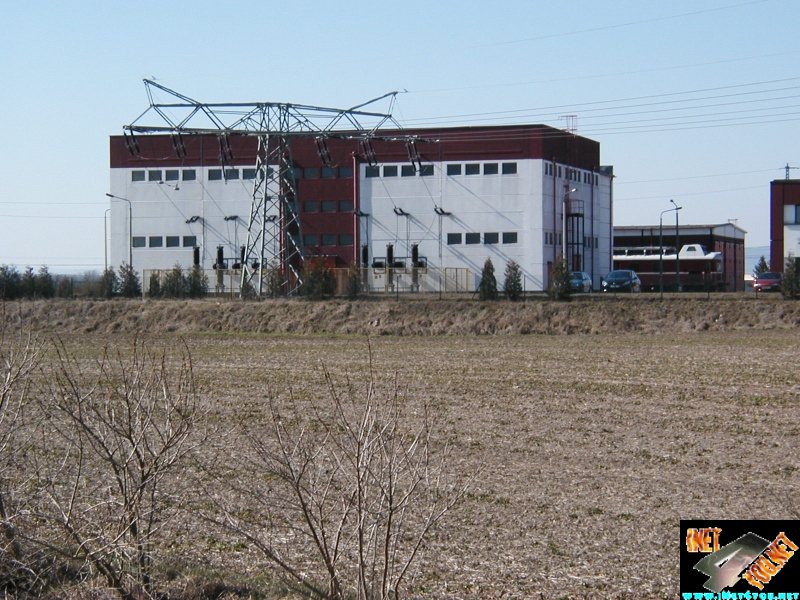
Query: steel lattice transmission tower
123 79 405 296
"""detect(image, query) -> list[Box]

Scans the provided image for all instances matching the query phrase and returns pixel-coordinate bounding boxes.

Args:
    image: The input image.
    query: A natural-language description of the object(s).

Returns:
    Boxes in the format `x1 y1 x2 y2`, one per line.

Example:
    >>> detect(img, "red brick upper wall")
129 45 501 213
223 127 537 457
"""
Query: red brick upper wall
110 124 602 171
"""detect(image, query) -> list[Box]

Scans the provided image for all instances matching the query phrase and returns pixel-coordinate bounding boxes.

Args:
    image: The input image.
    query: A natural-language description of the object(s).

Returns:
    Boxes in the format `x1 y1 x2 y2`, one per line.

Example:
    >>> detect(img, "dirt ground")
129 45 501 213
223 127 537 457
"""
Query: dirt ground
6 297 800 599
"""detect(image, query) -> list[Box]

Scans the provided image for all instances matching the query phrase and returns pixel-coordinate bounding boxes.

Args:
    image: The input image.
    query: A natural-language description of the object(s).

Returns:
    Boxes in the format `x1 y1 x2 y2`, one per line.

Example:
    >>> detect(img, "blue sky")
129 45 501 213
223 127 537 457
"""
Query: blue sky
0 0 795 272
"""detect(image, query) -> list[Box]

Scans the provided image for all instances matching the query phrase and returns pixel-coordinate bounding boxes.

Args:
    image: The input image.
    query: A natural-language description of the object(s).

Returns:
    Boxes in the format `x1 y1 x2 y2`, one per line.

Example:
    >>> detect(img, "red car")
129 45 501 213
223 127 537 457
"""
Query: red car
753 272 782 292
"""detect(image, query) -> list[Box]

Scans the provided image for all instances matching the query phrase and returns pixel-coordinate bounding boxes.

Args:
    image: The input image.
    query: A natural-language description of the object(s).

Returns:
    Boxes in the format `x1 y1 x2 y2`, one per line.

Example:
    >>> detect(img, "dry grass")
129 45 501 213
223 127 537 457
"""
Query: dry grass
6 294 800 336
4 297 800 598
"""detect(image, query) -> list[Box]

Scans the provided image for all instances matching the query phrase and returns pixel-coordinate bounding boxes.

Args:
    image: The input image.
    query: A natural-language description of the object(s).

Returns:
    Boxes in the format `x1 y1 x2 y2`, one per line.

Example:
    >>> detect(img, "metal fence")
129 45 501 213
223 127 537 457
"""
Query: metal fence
142 267 474 297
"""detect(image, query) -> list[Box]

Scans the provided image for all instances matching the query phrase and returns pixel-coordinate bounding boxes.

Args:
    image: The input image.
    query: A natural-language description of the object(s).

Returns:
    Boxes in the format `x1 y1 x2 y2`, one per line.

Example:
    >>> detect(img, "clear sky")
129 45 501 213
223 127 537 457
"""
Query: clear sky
1 0 795 273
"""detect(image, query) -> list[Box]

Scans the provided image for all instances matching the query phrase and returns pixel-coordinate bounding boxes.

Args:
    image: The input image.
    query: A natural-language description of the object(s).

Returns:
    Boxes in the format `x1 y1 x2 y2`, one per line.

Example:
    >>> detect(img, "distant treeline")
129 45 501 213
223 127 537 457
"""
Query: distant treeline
0 263 208 300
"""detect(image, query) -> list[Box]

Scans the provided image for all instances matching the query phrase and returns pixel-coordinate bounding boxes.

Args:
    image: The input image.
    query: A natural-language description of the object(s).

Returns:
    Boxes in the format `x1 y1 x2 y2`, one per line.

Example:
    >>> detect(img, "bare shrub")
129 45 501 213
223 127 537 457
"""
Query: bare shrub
0 323 44 596
548 254 572 301
301 260 336 299
206 356 468 600
263 261 285 298
27 337 203 599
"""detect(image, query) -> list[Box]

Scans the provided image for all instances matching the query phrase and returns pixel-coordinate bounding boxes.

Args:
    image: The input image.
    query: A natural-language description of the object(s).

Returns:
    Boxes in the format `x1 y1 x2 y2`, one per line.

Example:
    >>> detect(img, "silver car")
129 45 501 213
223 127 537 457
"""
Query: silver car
570 271 592 293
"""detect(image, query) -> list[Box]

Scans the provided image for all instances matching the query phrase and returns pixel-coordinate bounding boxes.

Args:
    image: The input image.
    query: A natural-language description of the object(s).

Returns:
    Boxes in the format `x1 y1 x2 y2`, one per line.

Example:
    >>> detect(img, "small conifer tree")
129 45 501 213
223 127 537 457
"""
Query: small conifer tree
753 255 770 278
478 258 498 300
118 263 142 298
503 260 523 301
781 253 800 299
99 267 118 299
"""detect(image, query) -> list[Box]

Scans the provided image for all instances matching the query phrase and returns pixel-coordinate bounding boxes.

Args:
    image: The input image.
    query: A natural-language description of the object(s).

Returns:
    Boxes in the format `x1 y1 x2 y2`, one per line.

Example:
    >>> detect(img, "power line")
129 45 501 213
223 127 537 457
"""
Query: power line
617 168 778 185
401 0 770 61
0 214 104 219
616 185 764 202
413 50 800 95
404 77 800 128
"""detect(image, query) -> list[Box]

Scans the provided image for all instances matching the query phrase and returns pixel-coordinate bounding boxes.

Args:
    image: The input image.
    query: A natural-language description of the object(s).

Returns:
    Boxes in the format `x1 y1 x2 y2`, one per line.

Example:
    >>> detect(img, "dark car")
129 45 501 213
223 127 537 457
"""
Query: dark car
602 270 641 293
570 271 592 293
753 271 781 292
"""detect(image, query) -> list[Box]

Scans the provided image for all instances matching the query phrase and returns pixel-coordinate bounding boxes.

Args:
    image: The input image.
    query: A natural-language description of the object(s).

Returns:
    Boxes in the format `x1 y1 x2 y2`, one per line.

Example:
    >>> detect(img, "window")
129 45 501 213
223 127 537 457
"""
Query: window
447 233 462 245
224 168 239 180
339 233 353 246
243 168 256 180
304 234 318 246
182 169 196 181
502 162 518 174
132 236 146 248
401 165 416 177
465 232 480 244
304 167 318 179
164 170 179 181
785 205 800 224
383 165 398 177
321 200 336 213
321 166 335 179
305 201 318 212
183 236 197 247
339 200 354 212
484 232 499 244
148 170 162 182
447 164 462 176
166 236 180 248
131 170 145 182
483 163 499 175
503 232 518 244
339 166 353 178
465 163 480 175
321 234 336 246
365 165 380 178
208 169 222 181
289 167 303 179
419 164 434 177
149 236 163 248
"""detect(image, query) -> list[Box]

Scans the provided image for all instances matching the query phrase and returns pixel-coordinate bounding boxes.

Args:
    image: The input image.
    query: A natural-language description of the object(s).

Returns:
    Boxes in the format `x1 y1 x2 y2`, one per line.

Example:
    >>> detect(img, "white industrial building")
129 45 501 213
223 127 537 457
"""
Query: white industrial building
108 124 614 294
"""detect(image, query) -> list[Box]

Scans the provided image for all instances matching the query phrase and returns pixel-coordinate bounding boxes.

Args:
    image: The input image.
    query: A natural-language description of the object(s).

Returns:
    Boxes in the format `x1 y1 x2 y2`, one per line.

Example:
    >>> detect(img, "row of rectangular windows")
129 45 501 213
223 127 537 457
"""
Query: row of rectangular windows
131 166 355 183
447 231 518 245
131 163 523 183
543 231 600 248
132 235 197 249
303 233 353 247
365 162 517 179
543 163 599 185
305 200 353 213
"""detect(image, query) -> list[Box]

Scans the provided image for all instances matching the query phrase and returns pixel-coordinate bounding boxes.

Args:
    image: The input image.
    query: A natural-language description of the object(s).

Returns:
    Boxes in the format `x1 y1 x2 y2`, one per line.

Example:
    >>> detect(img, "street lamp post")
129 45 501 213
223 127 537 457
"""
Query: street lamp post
670 199 682 292
104 208 111 271
106 193 132 268
434 206 451 299
659 201 682 297
562 187 576 268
